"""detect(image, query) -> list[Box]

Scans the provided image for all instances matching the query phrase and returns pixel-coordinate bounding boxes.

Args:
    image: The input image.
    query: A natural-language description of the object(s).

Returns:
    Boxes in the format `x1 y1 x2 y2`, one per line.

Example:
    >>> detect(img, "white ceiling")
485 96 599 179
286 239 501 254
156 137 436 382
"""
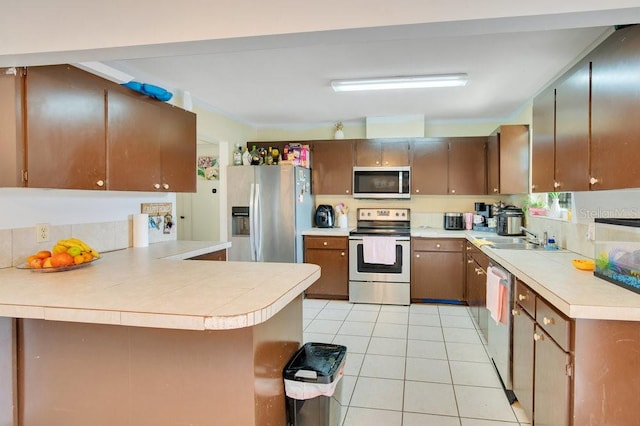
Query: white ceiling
103 22 613 128
4 4 640 129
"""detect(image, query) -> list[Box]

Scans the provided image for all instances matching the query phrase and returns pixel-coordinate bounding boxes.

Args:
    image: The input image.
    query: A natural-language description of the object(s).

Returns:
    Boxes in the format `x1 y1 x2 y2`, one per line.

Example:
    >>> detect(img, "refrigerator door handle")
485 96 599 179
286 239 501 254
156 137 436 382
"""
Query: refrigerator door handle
249 183 257 261
254 183 262 261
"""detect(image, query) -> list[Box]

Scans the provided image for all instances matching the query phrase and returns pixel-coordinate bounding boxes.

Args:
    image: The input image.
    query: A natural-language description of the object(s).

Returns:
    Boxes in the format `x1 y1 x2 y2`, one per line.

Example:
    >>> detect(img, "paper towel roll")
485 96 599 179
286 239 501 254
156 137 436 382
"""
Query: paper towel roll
133 213 149 247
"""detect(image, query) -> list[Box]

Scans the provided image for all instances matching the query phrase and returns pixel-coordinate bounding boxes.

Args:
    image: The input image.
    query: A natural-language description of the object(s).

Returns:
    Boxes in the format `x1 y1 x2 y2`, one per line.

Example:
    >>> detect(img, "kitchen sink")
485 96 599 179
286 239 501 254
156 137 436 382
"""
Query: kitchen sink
473 236 527 244
490 242 543 250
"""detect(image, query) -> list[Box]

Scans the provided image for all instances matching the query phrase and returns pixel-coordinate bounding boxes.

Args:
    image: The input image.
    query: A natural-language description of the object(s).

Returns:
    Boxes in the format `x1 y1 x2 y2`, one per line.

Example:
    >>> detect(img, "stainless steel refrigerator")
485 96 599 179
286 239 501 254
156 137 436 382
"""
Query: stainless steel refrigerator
227 165 313 262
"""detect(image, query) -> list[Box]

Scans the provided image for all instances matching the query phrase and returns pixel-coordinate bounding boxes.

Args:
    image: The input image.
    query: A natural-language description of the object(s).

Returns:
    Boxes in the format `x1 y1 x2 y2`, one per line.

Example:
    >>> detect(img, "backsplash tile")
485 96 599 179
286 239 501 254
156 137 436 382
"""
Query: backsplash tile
73 222 118 253
0 229 12 268
4 219 174 268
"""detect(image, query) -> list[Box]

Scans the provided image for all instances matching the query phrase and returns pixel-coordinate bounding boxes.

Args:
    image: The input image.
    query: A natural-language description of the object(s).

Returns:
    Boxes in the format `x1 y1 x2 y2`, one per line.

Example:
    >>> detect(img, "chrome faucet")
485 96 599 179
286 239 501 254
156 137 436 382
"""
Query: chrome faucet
520 226 539 244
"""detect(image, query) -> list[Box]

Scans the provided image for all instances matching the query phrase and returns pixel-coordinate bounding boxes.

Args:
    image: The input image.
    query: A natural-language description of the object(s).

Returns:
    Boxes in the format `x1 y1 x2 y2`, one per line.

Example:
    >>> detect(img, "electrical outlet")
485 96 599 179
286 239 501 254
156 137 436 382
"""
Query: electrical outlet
35 223 50 243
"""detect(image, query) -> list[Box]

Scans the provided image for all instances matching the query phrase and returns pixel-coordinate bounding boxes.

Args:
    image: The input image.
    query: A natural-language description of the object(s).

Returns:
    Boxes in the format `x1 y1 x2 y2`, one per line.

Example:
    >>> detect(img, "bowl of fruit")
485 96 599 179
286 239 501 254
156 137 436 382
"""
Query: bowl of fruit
19 238 100 272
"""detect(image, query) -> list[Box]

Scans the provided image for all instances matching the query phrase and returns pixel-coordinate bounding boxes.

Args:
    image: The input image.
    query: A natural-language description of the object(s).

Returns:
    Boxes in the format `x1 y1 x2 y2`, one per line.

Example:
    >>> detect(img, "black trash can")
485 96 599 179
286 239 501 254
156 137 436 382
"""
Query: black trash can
283 342 347 426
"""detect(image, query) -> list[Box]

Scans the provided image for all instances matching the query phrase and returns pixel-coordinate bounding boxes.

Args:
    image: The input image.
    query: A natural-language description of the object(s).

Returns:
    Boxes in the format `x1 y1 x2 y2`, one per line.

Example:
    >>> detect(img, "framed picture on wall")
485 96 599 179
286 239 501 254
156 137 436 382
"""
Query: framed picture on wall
197 155 219 180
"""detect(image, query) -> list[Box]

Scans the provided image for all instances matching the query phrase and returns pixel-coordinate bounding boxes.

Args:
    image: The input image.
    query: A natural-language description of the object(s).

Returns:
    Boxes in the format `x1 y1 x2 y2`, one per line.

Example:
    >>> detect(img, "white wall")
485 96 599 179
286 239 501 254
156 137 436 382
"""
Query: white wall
0 188 174 230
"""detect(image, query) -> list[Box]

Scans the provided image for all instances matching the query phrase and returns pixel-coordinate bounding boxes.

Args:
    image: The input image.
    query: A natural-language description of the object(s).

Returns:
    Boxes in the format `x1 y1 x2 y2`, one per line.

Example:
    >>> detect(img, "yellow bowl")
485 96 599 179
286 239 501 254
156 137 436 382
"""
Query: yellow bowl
572 259 595 271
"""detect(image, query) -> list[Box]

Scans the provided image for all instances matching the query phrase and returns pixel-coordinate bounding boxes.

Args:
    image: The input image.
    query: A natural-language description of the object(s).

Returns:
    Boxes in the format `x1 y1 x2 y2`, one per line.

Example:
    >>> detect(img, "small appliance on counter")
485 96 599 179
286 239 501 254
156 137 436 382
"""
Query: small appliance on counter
315 205 335 228
495 206 524 236
443 212 464 230
473 202 496 232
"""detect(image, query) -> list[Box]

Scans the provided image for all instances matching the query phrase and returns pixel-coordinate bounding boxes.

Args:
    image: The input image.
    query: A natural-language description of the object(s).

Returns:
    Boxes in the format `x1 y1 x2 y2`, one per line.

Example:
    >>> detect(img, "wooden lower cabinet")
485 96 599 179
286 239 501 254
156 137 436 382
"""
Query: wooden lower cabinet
512 305 535 419
465 243 489 340
187 249 227 261
512 280 571 425
534 325 571 426
303 236 348 299
411 238 464 302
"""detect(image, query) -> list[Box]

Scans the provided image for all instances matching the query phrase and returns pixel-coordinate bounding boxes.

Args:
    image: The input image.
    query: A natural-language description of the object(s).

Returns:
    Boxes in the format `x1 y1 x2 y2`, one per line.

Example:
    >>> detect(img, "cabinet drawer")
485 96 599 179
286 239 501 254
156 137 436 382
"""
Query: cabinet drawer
413 238 463 252
515 280 536 317
536 297 572 352
466 243 490 270
304 236 347 250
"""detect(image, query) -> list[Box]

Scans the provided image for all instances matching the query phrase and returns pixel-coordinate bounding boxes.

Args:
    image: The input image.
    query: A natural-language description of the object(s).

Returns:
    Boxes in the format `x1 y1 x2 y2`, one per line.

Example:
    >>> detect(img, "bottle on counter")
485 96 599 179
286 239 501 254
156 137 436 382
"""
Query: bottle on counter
250 145 260 165
233 146 243 165
266 146 274 165
242 147 251 165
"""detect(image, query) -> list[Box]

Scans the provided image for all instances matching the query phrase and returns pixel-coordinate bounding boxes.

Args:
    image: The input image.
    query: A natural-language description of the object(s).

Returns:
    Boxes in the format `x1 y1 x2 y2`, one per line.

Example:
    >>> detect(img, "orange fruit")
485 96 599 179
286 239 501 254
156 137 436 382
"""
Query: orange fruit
73 255 85 265
27 254 38 264
29 258 43 269
82 252 93 262
42 257 53 268
50 252 74 267
36 250 52 259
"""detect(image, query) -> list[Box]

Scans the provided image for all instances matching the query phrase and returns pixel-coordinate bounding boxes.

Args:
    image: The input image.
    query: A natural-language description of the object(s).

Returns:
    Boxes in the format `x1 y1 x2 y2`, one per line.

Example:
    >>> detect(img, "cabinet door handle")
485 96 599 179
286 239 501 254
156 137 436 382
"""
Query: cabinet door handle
163 183 170 190
450 189 456 194
415 254 420 258
543 316 555 325
533 333 543 341
323 241 328 246
493 188 499 193
531 184 537 191
512 308 519 316
415 189 420 193
518 294 527 301
346 190 350 194
466 246 471 251
96 180 105 187
467 259 474 264
341 252 345 256
436 243 441 248
154 183 161 189
553 181 561 188
590 177 599 185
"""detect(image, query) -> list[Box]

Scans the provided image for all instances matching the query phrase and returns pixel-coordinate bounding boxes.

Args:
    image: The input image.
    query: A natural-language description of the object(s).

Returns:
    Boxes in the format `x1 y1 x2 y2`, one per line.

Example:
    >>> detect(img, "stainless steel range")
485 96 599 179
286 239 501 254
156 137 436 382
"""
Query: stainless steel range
349 208 411 305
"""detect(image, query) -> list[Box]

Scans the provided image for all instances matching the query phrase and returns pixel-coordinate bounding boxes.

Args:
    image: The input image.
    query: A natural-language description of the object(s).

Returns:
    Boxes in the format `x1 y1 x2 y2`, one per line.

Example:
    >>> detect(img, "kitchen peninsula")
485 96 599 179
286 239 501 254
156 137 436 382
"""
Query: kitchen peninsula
0 241 320 426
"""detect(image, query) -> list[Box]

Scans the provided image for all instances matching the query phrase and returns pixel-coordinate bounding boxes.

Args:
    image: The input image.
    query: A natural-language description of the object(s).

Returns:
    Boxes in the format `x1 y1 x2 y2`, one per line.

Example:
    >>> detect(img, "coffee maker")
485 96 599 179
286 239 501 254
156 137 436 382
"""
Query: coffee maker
474 202 493 227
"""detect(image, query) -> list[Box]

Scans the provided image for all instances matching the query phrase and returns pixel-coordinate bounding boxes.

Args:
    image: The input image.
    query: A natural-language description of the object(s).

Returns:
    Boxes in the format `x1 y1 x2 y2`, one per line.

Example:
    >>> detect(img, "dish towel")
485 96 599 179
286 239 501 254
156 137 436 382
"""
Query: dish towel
362 237 397 265
486 266 508 324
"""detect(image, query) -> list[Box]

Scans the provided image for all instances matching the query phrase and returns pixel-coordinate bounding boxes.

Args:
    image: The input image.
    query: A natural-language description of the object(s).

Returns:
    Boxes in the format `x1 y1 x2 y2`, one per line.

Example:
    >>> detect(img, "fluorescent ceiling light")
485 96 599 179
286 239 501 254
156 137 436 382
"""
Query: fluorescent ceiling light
331 73 468 92
75 61 134 84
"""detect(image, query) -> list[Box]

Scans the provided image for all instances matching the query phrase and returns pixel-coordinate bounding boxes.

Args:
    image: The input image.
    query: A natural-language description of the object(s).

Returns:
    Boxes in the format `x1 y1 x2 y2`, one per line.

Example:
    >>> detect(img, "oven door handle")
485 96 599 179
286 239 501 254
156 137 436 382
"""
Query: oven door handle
349 236 411 242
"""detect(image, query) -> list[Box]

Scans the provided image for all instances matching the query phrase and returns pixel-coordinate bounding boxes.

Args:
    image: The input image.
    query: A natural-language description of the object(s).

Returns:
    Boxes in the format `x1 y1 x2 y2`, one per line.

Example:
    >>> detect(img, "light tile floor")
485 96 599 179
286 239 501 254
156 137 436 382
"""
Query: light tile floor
302 299 532 426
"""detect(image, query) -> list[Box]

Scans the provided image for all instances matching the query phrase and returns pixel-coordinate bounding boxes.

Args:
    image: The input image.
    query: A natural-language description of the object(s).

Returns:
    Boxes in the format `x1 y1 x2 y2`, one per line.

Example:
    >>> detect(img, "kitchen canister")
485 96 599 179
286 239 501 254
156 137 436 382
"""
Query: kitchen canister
133 213 149 247
338 214 348 229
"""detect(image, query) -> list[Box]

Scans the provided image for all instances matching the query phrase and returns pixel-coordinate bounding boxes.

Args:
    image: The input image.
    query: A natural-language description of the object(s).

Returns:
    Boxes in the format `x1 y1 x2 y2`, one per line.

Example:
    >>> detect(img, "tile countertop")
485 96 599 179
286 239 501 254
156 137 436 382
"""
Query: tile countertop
425 228 640 322
303 227 640 321
0 240 320 331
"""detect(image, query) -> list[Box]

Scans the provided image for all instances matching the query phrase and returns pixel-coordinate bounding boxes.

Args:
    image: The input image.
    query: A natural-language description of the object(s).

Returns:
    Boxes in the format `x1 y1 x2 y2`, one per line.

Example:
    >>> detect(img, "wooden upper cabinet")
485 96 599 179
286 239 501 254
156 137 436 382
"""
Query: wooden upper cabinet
355 138 410 166
487 132 499 195
531 87 556 193
555 62 590 192
0 64 196 192
488 125 530 195
411 138 448 195
311 139 354 195
159 104 196 192
590 25 640 190
448 137 487 195
107 89 196 192
24 65 108 190
0 69 24 187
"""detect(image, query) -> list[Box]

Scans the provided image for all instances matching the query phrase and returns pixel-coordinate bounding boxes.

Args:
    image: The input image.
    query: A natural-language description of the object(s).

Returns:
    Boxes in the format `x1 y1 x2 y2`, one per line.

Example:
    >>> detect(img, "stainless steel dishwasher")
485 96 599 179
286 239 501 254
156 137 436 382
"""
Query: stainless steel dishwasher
486 261 516 404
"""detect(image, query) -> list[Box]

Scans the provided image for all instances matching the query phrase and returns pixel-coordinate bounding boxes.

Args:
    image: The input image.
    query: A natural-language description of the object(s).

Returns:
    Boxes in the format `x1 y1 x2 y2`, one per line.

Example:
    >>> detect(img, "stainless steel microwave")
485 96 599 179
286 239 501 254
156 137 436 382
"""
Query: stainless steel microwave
352 166 411 199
